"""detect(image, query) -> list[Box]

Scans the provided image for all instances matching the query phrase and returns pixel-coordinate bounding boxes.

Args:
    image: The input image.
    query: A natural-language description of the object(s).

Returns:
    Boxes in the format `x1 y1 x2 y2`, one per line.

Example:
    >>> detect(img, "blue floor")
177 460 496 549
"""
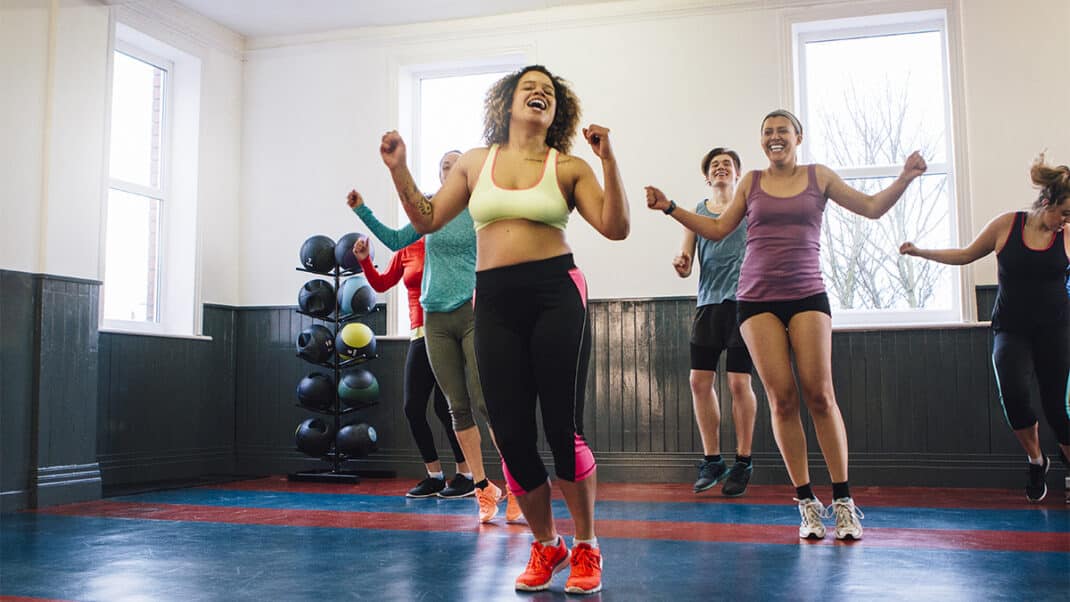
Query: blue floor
2 479 1067 601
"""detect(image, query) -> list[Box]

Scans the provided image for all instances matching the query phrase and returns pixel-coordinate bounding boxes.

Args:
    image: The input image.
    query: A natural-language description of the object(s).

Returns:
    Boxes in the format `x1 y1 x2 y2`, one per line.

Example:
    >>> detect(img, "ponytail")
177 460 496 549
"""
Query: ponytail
1030 152 1070 209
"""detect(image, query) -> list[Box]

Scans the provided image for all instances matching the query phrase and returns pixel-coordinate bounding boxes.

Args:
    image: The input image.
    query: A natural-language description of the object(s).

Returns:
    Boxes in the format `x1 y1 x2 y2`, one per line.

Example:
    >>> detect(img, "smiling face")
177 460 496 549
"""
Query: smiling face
1040 196 1070 231
438 151 461 185
510 69 556 129
761 115 802 165
705 153 740 189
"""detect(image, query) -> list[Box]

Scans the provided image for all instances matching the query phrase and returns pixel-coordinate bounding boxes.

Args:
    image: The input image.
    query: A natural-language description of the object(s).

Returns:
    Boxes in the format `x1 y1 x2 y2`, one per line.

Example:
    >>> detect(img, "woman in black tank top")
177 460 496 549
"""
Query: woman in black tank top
901 154 1070 503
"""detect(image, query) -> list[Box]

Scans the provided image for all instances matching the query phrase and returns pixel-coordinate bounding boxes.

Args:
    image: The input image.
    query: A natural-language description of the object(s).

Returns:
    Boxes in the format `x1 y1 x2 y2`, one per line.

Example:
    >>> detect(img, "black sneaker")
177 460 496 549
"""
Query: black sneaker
1026 456 1050 503
406 477 445 498
721 461 753 497
693 459 727 493
438 474 476 498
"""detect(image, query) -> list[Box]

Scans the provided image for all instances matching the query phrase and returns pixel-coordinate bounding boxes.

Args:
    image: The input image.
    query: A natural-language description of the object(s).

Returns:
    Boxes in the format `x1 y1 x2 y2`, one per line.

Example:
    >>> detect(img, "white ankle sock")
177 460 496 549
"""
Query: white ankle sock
1028 455 1045 465
427 471 444 480
574 537 598 548
461 472 474 480
539 536 560 548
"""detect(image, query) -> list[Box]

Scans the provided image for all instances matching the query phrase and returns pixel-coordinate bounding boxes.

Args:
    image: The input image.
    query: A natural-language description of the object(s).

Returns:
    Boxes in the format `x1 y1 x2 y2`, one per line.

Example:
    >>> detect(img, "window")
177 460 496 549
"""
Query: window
103 25 202 336
104 47 169 324
795 11 960 326
393 60 522 334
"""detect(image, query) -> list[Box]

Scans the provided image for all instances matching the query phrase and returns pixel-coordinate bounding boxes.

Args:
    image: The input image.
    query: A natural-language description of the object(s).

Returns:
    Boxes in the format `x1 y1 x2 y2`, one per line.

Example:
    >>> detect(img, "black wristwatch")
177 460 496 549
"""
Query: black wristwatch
663 200 677 215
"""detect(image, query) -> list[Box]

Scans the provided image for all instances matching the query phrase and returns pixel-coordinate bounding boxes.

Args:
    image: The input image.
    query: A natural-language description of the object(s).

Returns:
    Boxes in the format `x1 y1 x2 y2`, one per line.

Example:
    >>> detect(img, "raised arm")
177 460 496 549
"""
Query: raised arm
346 190 420 252
823 151 928 219
645 175 748 242
899 212 1015 265
572 125 630 240
379 131 471 234
353 236 403 292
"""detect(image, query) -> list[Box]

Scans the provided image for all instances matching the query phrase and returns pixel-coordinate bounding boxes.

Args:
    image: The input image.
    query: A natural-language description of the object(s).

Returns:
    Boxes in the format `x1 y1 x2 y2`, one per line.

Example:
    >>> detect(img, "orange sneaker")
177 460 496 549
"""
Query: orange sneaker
514 537 569 592
564 543 603 595
476 481 502 523
505 490 524 523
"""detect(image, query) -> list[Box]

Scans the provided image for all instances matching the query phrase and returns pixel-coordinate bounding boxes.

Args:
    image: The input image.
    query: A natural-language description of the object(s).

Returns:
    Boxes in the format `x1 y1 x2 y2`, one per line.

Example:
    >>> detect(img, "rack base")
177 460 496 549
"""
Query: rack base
287 468 397 483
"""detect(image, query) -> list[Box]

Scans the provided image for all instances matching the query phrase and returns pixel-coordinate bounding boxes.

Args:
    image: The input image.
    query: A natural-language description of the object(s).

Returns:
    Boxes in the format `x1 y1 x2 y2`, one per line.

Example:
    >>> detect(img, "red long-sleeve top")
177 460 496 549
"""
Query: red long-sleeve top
358 238 425 330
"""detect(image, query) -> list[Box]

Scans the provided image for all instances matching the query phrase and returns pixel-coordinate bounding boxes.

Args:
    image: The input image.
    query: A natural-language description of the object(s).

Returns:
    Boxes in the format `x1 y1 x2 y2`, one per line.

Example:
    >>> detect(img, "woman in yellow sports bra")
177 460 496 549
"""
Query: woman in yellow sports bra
375 65 629 596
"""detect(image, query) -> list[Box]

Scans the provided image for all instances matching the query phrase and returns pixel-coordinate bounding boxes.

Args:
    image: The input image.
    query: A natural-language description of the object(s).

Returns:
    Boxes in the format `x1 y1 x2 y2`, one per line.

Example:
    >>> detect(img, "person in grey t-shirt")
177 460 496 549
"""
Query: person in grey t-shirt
648 147 759 497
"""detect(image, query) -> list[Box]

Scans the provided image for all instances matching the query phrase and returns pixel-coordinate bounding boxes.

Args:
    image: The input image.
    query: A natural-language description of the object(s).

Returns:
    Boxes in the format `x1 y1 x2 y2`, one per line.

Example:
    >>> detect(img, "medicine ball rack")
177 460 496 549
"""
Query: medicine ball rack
289 263 392 483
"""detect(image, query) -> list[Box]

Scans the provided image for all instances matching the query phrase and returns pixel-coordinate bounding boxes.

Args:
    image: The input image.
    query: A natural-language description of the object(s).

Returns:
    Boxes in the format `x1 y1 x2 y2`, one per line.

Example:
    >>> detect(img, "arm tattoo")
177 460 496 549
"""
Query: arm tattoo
400 182 432 217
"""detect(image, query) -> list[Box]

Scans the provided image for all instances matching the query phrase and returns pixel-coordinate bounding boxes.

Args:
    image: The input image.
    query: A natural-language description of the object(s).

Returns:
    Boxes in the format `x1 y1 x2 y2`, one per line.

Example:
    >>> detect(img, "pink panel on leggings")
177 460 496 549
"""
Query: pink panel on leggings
568 267 587 309
502 460 526 496
503 435 597 495
574 434 596 481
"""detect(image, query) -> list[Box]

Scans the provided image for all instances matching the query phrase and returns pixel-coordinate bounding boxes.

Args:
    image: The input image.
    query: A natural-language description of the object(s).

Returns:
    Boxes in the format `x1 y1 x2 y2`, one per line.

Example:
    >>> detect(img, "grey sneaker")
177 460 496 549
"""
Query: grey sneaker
796 497 827 539
721 461 753 497
693 459 727 493
829 497 864 540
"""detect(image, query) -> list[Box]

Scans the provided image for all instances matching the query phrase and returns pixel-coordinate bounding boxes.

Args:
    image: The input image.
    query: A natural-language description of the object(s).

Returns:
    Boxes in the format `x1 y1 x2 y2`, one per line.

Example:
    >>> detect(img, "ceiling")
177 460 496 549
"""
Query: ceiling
169 0 618 38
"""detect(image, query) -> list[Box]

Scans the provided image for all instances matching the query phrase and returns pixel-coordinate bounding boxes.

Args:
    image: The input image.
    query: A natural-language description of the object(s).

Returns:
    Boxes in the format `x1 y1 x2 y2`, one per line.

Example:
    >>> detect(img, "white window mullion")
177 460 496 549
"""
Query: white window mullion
110 178 167 202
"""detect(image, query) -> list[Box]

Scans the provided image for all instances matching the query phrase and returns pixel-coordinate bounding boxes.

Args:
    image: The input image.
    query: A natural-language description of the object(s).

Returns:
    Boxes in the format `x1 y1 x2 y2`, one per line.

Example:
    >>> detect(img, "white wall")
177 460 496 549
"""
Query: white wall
0 0 106 277
238 0 1070 307
0 3 49 273
958 0 1070 284
239 3 783 305
0 0 244 309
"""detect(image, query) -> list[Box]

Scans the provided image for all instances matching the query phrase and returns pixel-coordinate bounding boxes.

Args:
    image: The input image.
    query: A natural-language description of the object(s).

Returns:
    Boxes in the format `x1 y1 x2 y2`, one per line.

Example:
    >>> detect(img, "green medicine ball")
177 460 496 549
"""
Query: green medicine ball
338 368 379 406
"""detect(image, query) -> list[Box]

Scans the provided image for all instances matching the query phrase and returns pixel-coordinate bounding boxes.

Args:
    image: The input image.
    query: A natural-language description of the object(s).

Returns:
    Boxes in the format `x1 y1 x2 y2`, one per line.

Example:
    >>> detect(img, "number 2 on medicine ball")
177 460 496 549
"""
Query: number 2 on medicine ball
299 235 336 274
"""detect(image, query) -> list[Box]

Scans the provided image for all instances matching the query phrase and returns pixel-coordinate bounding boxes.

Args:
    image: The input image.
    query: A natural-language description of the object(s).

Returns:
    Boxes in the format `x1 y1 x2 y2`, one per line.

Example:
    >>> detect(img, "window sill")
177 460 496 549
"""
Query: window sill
832 321 990 333
98 327 213 341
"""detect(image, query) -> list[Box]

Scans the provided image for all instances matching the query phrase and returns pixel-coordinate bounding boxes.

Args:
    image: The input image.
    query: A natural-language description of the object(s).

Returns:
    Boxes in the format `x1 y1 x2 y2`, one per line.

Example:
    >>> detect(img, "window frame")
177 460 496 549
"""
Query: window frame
388 56 525 336
102 41 173 332
791 9 967 327
100 22 205 339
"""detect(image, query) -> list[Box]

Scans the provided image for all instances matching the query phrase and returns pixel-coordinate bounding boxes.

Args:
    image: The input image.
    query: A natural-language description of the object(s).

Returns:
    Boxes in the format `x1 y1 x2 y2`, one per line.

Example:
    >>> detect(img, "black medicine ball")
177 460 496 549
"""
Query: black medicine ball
297 373 335 410
298 279 335 318
299 235 336 274
295 418 334 457
297 324 334 364
334 232 364 273
335 422 377 457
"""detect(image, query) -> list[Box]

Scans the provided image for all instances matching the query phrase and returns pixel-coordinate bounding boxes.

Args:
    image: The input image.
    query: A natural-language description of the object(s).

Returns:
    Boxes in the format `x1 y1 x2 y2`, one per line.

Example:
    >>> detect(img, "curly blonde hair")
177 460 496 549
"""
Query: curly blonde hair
483 65 581 155
1031 152 1070 209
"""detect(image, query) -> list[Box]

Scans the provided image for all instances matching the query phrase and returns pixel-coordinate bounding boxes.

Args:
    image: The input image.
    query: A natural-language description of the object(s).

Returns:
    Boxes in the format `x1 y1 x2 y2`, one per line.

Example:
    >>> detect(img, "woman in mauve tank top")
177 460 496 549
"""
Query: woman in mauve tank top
646 109 927 541
901 154 1070 503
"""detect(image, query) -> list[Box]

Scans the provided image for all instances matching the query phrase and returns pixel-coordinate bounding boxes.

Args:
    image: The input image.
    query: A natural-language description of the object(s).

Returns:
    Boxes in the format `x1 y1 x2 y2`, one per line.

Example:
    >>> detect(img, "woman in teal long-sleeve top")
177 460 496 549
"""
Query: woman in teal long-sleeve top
347 151 521 523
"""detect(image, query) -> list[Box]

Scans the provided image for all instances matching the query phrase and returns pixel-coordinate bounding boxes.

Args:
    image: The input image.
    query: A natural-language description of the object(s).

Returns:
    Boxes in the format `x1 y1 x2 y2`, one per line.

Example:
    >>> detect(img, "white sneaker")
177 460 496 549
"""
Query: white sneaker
796 497 827 539
829 497 864 540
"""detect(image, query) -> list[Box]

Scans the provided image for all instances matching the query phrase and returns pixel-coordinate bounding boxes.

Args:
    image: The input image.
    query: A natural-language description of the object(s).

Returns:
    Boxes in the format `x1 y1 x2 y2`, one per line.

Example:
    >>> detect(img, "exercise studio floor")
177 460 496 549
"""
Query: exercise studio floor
1 478 1067 601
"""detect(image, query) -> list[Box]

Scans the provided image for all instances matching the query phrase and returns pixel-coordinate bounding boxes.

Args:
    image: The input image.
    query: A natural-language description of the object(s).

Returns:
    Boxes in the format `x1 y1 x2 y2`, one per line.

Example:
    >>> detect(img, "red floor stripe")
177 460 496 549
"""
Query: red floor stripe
37 500 1070 553
210 477 1070 510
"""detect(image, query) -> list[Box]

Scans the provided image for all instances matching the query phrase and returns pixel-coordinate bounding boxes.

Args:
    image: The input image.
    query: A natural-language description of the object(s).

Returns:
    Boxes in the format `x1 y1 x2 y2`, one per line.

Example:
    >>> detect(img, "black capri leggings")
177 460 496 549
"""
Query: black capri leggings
474 254 596 495
992 326 1070 445
404 337 465 465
